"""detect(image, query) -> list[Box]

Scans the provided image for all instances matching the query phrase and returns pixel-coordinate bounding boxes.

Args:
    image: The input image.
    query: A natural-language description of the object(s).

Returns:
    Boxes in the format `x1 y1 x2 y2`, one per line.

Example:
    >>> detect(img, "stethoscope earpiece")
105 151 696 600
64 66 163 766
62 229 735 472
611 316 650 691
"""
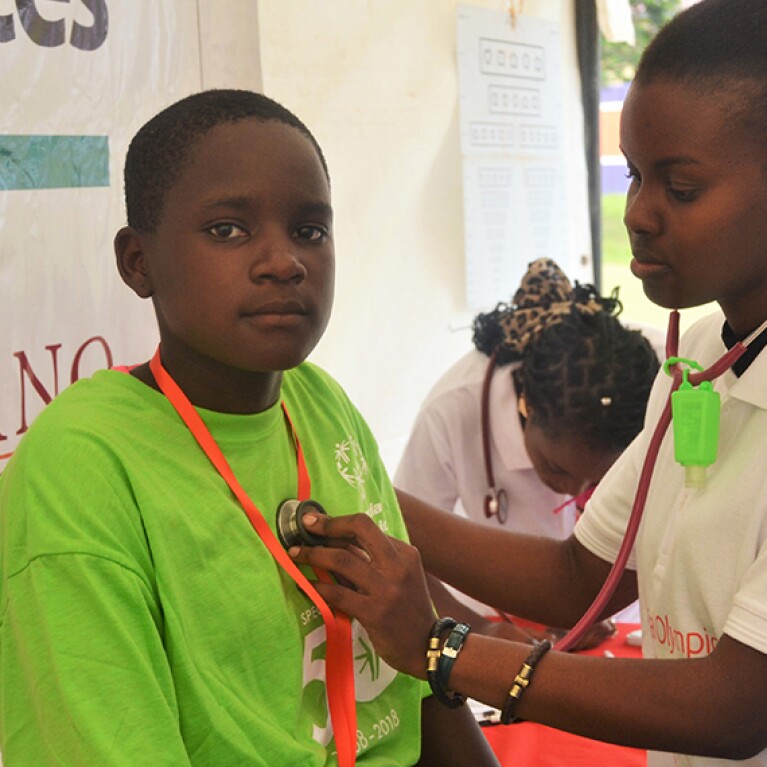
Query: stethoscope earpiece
276 498 328 549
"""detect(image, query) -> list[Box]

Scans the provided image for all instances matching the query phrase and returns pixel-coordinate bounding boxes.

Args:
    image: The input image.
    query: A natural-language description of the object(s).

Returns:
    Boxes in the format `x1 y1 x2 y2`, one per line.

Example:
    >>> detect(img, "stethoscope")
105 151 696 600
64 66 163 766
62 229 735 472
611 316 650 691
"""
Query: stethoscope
554 310 762 652
481 350 510 523
481 349 594 525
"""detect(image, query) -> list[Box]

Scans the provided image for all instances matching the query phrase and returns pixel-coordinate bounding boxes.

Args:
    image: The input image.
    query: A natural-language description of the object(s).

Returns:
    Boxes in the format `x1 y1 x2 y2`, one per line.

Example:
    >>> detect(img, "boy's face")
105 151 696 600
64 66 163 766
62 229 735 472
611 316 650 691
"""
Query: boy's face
134 118 334 377
621 79 767 334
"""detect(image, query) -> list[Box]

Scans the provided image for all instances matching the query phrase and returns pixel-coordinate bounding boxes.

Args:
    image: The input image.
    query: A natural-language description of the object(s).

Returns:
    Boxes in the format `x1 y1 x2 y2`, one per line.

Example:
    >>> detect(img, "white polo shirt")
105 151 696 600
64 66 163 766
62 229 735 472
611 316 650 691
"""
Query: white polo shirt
577 310 767 767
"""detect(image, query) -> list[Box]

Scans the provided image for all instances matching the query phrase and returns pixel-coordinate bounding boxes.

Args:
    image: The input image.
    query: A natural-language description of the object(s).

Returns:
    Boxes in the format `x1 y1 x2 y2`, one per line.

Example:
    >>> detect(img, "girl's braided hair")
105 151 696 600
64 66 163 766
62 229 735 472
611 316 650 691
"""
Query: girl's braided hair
472 259 659 452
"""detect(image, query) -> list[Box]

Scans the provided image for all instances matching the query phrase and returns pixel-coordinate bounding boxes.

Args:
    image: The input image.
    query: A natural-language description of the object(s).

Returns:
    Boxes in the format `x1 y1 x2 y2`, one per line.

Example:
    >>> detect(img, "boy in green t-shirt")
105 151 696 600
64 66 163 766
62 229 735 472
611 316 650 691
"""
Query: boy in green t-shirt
0 90 498 766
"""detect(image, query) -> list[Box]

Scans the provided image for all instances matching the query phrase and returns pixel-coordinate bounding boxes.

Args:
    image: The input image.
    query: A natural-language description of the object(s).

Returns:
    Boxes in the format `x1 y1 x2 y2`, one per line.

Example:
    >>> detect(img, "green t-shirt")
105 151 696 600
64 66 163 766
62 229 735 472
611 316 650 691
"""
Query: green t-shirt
0 364 426 766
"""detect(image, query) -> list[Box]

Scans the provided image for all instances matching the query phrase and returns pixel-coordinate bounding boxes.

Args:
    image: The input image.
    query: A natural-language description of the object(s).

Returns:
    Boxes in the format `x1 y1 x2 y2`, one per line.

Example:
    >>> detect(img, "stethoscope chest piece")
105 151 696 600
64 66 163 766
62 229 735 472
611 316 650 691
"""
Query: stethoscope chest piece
484 487 509 524
276 498 328 549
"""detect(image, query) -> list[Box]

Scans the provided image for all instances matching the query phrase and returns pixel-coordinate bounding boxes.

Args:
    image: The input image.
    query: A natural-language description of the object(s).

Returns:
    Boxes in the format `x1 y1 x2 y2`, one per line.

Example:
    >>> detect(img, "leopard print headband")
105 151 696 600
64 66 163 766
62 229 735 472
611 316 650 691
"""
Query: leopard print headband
497 258 603 355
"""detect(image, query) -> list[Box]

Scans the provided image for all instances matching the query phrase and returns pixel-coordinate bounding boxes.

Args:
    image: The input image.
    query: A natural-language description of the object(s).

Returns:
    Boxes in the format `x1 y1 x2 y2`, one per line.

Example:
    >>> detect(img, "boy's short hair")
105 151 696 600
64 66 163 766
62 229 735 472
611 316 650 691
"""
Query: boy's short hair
636 0 767 137
124 89 329 233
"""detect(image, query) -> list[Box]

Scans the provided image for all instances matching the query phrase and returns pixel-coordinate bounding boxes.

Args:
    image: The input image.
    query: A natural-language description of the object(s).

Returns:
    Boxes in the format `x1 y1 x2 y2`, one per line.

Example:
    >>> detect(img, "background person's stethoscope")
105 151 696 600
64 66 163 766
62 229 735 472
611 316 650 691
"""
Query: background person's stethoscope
481 351 510 523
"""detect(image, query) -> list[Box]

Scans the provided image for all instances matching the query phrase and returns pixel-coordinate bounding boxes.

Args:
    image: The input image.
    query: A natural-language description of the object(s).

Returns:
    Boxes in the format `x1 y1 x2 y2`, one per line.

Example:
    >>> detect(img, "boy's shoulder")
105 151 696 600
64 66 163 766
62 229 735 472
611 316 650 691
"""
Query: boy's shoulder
23 369 134 426
12 369 154 460
282 362 375 441
282 360 349 403
284 359 333 383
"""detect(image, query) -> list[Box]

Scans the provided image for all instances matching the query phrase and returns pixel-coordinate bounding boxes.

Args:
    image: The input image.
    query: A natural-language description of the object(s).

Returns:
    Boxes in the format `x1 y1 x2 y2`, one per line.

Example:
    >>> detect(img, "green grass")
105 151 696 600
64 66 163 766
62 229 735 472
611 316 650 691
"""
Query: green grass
601 193 632 265
599 193 716 333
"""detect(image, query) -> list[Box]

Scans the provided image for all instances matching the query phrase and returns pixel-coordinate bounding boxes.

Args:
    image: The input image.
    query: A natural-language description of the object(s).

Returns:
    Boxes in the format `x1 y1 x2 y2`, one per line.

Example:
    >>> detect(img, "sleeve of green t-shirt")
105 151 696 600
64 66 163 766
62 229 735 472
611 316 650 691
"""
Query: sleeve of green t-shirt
2 556 192 765
0 417 192 765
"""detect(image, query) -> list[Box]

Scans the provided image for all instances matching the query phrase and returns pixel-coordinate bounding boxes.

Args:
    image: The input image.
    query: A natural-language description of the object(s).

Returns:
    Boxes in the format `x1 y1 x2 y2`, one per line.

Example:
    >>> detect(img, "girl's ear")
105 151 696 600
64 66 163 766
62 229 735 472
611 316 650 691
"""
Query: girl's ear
114 226 154 298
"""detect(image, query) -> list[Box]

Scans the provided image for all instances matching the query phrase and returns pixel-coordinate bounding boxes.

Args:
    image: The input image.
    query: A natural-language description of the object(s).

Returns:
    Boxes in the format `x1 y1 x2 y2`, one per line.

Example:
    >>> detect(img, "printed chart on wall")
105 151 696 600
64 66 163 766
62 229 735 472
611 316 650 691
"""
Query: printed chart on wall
456 6 566 310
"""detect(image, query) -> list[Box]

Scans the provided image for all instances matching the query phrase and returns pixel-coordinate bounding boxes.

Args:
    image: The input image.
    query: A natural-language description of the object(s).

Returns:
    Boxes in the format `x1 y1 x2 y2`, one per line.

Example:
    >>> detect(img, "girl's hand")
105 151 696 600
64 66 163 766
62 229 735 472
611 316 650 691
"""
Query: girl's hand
289 512 436 679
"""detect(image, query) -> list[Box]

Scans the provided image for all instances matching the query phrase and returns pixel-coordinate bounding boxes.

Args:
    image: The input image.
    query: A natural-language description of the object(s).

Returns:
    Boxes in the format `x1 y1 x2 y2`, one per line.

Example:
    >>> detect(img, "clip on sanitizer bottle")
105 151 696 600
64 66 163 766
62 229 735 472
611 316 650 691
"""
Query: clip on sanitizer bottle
668 358 720 488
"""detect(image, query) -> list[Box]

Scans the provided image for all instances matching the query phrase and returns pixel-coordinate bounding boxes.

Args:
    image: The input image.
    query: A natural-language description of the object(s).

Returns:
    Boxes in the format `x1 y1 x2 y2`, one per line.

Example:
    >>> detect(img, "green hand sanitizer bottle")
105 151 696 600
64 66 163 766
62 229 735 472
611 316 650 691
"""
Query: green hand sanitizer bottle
667 358 720 488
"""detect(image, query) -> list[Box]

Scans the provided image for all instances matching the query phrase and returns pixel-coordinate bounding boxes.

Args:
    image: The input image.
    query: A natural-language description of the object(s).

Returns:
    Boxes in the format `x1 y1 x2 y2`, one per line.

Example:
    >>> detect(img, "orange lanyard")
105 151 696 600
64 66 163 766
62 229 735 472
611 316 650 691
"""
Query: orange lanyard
148 349 357 766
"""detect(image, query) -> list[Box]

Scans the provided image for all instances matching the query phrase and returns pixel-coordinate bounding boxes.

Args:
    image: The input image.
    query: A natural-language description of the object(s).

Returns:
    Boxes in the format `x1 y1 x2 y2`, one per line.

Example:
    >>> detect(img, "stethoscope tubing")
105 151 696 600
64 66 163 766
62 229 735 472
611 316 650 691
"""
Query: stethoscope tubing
554 311 747 651
481 350 500 491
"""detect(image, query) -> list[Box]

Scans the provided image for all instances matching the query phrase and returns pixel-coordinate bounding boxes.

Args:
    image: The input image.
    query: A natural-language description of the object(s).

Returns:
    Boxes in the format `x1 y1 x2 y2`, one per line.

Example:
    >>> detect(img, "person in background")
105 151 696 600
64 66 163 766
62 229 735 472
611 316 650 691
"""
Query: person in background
291 1 767 764
0 89 498 766
395 258 659 646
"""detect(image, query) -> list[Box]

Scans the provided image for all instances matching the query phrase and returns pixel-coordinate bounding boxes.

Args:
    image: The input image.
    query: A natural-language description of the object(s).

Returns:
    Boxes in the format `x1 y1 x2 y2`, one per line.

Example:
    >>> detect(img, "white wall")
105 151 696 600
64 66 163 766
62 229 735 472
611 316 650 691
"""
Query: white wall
255 0 591 471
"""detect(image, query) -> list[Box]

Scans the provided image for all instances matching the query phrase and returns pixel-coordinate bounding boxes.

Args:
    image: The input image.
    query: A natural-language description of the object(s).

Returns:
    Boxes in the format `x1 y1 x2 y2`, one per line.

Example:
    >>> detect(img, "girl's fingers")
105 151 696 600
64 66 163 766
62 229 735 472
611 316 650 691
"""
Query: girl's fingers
290 525 437 679
301 511 401 565
291 539 379 594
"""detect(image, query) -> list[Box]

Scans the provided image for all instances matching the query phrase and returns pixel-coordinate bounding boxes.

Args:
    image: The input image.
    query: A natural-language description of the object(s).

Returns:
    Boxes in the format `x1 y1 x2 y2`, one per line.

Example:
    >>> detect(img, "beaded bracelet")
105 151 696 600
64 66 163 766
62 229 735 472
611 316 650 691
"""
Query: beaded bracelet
436 621 472 706
500 638 552 724
426 617 468 708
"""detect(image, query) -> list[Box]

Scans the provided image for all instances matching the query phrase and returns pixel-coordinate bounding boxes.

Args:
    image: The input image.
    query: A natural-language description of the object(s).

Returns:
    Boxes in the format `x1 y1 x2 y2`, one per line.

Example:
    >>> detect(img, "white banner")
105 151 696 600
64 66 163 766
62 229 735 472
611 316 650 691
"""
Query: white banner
1 1 204 470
